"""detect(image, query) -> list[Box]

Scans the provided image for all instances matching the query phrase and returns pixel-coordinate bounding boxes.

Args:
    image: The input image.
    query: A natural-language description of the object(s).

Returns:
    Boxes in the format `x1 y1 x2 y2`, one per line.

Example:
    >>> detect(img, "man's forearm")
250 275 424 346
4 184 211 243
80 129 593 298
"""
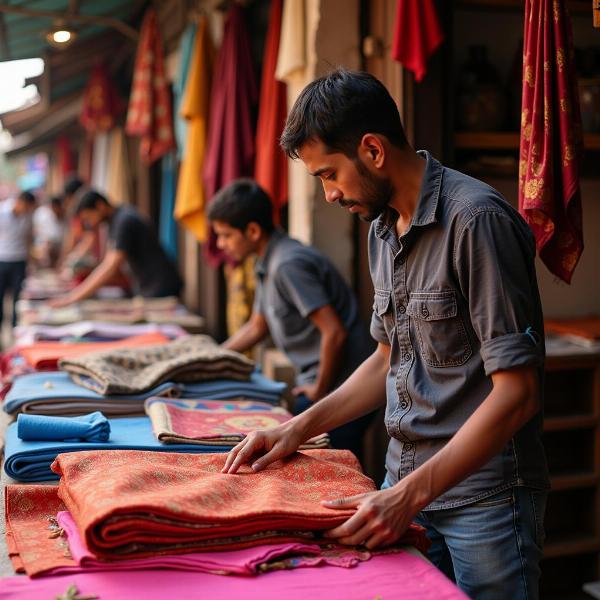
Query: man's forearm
223 320 266 353
395 367 541 513
294 345 389 439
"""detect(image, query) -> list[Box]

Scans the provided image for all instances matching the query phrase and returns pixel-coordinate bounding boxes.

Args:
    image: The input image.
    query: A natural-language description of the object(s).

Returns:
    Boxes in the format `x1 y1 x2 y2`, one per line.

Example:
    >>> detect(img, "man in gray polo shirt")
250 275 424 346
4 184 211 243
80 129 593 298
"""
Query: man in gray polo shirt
208 179 375 458
0 191 36 336
223 70 549 600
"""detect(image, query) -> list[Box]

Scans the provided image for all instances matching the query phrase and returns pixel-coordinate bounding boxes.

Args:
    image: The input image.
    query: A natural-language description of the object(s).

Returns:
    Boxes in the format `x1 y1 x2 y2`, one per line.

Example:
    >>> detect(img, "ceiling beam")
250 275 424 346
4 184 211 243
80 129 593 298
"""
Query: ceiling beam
0 4 138 41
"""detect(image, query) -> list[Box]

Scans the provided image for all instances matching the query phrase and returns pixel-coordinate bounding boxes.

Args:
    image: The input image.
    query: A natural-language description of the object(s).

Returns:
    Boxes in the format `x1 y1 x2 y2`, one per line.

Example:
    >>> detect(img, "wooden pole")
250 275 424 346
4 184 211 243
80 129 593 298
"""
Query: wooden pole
594 0 600 28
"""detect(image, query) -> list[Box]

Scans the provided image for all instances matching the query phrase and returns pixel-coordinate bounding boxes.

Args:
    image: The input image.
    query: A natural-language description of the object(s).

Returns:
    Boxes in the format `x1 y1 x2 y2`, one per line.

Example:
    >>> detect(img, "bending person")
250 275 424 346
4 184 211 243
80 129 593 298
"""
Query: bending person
209 179 375 459
52 190 182 307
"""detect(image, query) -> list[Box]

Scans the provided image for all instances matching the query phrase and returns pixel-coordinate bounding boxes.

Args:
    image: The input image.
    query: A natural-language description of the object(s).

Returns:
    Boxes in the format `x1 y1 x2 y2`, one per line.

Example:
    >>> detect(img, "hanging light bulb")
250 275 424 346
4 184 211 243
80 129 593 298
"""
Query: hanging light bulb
46 19 76 49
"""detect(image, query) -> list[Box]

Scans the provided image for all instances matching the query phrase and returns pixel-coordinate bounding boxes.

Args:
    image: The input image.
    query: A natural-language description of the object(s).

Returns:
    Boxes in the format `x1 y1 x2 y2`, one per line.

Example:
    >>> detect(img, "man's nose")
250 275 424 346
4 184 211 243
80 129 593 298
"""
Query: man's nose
324 186 343 204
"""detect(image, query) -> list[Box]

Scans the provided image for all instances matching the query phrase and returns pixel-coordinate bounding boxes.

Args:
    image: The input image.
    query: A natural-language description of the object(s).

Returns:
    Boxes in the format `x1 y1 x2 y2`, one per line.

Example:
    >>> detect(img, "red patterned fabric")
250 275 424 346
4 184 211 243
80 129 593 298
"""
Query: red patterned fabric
391 0 444 82
125 9 175 164
79 64 122 134
519 0 584 284
56 136 75 180
254 0 288 220
5 485 73 577
51 449 427 559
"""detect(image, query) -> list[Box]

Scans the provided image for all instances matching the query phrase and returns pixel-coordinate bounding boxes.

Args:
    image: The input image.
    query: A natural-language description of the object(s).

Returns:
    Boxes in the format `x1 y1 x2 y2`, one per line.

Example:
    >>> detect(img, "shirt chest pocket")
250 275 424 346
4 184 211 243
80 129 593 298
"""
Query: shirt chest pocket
373 289 395 340
406 292 472 367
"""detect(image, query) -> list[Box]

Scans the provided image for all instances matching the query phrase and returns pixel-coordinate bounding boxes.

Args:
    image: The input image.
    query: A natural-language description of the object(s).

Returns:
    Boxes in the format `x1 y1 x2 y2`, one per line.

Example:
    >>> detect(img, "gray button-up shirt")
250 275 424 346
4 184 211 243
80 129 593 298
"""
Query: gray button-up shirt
370 151 549 510
255 230 374 386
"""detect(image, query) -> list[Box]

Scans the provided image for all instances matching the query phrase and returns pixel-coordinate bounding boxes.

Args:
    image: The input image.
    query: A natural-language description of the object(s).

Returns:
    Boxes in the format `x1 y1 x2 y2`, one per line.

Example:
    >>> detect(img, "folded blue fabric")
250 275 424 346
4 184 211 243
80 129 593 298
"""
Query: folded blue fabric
4 416 229 482
180 370 287 403
3 372 181 416
17 412 111 442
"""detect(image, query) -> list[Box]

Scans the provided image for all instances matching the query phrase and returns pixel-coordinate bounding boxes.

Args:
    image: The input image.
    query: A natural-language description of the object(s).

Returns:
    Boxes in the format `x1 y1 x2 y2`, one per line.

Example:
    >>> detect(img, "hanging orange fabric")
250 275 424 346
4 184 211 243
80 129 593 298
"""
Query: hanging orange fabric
391 0 444 82
174 16 214 242
125 9 175 164
519 0 584 284
79 64 122 134
254 0 288 220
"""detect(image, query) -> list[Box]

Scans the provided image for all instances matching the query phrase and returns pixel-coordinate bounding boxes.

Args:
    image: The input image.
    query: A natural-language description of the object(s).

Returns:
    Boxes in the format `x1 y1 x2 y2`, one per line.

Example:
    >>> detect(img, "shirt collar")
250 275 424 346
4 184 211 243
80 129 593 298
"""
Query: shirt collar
255 228 286 278
374 150 443 240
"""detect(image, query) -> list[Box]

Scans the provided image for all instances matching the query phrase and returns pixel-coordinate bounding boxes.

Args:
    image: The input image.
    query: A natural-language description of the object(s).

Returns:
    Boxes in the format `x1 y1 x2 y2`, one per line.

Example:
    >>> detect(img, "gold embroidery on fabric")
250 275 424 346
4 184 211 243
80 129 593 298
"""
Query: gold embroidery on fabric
525 64 535 87
524 179 545 200
560 98 569 113
563 144 574 165
556 48 565 72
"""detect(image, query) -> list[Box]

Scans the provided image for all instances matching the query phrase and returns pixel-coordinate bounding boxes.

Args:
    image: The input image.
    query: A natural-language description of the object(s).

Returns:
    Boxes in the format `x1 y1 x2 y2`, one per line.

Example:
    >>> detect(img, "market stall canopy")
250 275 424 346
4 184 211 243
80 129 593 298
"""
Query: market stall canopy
0 0 140 63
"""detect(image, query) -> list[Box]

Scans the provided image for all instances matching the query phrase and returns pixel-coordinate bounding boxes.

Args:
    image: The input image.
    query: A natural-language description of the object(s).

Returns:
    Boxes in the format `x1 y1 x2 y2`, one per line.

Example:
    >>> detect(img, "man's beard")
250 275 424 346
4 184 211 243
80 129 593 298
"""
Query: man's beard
340 159 395 222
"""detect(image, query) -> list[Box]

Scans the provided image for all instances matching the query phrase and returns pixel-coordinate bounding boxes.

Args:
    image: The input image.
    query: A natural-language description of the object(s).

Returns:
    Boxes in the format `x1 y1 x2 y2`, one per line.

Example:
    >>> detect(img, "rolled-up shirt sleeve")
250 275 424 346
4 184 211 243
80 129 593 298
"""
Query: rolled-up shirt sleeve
455 209 544 376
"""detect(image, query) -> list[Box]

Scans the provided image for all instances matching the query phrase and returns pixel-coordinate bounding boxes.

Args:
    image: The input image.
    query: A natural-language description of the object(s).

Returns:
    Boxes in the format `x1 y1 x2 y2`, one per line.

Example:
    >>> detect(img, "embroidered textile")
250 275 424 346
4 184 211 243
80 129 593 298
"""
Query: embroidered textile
51 449 382 558
59 336 254 395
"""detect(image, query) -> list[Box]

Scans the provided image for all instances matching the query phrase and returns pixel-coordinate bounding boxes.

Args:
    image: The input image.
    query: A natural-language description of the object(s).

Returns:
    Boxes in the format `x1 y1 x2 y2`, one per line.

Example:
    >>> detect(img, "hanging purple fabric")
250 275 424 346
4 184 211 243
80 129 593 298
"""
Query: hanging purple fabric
203 5 257 265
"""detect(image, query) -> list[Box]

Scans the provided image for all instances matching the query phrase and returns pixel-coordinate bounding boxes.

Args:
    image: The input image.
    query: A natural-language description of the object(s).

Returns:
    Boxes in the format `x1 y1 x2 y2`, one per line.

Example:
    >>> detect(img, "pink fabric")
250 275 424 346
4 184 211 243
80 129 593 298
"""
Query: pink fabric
56 510 324 575
0 554 468 600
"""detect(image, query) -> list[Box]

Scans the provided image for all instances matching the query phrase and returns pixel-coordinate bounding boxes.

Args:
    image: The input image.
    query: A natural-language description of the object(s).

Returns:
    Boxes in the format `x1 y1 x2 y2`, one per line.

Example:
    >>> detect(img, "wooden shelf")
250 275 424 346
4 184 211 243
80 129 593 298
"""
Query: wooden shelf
551 473 599 491
544 415 599 432
545 536 600 559
455 131 600 151
456 0 592 15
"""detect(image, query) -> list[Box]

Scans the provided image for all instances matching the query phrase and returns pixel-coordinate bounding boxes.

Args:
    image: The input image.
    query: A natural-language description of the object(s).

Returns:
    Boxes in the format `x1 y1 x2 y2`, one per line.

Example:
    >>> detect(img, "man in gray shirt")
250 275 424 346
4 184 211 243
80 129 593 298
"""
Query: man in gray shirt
0 191 36 334
208 179 375 458
223 70 549 600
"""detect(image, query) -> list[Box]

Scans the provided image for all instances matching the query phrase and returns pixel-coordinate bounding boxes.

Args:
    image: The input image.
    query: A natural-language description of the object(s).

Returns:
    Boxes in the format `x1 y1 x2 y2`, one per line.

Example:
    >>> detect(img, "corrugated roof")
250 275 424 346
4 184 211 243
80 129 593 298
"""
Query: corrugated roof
0 0 141 62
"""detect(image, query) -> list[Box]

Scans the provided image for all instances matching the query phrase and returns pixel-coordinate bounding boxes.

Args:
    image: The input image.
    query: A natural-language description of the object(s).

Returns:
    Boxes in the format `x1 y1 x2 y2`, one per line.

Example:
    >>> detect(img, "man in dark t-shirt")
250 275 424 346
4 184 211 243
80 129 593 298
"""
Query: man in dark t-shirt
52 190 182 306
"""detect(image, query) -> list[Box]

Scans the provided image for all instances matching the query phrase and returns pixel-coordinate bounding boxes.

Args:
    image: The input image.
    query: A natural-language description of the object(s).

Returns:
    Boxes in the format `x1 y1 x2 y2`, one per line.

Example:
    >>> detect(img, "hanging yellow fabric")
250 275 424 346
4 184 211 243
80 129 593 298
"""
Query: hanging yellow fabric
174 16 214 242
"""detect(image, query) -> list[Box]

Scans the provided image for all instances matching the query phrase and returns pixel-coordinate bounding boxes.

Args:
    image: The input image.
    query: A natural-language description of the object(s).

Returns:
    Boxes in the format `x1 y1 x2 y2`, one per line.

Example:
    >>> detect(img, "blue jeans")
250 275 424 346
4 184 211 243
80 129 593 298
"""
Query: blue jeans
0 260 26 331
382 474 546 600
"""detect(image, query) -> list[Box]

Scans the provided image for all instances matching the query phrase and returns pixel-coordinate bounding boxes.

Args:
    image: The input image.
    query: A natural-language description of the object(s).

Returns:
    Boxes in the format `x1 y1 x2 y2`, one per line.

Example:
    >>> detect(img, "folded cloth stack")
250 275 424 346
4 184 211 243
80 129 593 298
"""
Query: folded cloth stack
17 412 110 442
4 488 387 578
144 397 329 449
16 332 169 370
60 335 254 395
180 370 286 404
3 372 180 416
50 449 430 560
4 417 229 482
13 321 187 346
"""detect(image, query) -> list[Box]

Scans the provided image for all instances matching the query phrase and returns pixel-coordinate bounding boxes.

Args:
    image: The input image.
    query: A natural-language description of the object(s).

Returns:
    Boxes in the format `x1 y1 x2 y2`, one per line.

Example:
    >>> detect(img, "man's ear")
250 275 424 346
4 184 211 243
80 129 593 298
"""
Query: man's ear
358 133 386 169
245 222 262 242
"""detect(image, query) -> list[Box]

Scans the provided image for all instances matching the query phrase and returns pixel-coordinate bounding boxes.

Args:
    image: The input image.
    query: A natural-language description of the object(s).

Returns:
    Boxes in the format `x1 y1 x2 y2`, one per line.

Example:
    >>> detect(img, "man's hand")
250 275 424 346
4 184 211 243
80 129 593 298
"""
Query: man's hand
221 422 306 474
322 484 421 550
292 382 322 402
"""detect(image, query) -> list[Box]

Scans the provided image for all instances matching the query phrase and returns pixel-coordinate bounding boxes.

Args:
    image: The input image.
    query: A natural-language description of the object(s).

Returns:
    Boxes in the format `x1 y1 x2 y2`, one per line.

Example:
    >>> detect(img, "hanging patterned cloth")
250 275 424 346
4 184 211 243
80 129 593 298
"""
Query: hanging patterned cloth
255 0 288 220
79 64 122 133
174 16 214 242
519 0 584 284
125 8 175 164
391 0 444 82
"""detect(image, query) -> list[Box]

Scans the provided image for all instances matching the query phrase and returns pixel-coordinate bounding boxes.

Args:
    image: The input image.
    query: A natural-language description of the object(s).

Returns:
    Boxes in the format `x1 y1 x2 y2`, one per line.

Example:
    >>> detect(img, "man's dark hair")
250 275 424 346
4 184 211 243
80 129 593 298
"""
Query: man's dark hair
75 189 110 215
50 196 63 210
280 68 408 159
207 179 275 234
17 190 36 204
64 176 84 197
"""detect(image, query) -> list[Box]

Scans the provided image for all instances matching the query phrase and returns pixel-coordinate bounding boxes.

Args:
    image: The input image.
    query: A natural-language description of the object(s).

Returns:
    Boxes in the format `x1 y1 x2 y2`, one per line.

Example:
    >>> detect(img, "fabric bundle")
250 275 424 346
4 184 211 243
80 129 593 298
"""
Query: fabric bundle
59 336 254 395
50 449 398 559
145 398 293 445
16 332 168 370
13 322 187 346
144 397 329 449
0 556 469 600
4 417 229 482
3 372 180 416
17 412 110 442
180 370 286 404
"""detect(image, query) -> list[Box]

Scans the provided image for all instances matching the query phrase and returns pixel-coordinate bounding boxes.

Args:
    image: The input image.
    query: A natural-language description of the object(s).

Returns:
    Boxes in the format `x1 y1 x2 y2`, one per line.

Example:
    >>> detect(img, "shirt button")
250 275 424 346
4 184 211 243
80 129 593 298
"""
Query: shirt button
400 400 408 409
403 353 412 362
405 443 414 451
398 304 406 314
421 307 429 318
398 257 405 265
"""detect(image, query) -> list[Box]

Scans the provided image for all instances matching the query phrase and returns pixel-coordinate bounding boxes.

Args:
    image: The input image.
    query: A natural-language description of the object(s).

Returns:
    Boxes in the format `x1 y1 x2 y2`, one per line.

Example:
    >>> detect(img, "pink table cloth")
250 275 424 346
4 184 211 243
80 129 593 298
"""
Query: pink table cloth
0 553 469 600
